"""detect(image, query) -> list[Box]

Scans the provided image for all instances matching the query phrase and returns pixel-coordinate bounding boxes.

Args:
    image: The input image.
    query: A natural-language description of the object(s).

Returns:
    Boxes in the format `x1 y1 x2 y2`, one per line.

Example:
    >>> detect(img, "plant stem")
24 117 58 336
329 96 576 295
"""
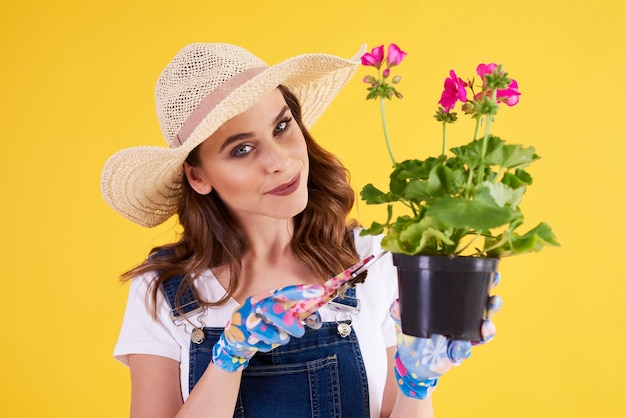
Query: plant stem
477 90 498 182
455 231 481 256
399 199 418 217
482 115 493 157
442 121 447 157
463 117 482 197
476 119 492 182
482 234 507 255
465 168 474 198
473 116 483 141
379 98 396 165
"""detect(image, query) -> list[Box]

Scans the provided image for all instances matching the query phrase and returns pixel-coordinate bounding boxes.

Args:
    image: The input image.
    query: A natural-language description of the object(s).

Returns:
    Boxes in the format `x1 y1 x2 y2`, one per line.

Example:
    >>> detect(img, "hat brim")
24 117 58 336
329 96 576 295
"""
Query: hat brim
101 45 365 227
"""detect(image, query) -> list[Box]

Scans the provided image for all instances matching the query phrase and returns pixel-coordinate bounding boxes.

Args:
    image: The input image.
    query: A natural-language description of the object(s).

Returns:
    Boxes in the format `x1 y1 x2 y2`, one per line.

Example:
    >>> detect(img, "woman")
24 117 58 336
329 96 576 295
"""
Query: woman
101 42 499 418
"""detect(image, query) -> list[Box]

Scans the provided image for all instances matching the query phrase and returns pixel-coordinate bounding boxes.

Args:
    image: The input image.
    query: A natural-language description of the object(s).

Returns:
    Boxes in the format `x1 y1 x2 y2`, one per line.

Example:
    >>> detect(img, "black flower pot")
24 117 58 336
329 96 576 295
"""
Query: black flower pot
392 253 499 341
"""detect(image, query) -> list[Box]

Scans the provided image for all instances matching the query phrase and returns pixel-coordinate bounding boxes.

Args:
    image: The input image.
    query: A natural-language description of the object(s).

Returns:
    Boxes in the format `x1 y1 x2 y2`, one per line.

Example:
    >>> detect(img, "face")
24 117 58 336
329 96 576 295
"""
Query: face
183 89 309 226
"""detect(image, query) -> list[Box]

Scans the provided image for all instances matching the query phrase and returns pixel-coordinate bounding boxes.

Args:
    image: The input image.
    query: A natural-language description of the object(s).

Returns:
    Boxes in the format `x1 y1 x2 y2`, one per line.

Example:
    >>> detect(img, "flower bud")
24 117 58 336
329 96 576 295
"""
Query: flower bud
434 107 459 123
477 97 499 115
461 101 476 114
363 75 376 85
392 75 402 84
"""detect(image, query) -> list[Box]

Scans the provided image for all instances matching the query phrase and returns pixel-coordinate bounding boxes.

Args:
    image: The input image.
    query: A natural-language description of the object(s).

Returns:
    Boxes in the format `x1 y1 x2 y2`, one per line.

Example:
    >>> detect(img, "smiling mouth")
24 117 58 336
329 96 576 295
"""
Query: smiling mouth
266 173 301 196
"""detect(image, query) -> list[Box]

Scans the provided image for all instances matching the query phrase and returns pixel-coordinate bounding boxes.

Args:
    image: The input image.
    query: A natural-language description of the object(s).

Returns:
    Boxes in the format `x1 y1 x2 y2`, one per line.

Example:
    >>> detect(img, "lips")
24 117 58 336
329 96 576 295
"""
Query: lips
266 173 301 196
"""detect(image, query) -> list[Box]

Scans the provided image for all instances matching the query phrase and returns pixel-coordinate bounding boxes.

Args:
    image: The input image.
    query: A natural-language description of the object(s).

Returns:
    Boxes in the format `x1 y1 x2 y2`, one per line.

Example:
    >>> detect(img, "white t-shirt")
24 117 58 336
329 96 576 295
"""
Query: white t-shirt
114 233 398 417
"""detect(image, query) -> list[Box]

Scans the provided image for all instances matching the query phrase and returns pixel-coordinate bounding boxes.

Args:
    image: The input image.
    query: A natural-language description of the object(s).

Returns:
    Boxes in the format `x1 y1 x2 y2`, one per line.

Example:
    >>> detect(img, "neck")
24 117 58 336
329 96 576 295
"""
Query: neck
239 217 296 266
223 217 317 302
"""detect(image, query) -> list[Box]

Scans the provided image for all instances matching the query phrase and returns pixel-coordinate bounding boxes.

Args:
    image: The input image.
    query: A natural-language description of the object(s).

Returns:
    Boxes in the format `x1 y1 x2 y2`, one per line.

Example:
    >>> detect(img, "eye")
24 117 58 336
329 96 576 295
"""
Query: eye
231 143 253 158
274 117 292 136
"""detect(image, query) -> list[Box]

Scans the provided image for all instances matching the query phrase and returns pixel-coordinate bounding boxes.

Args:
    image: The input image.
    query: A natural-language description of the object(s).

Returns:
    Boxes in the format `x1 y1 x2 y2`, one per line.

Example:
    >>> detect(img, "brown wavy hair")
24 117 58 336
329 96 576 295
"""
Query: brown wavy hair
121 85 359 315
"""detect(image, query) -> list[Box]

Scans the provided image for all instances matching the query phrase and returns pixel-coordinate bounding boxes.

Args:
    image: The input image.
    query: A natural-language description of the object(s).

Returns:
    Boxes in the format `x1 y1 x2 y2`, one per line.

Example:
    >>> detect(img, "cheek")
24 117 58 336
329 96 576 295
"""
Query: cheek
292 131 309 161
204 162 254 197
300 141 310 174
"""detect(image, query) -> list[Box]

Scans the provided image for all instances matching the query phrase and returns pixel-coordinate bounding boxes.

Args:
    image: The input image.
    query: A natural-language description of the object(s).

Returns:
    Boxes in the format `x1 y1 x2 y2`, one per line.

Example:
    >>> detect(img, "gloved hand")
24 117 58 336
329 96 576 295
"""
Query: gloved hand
212 284 325 372
393 273 502 399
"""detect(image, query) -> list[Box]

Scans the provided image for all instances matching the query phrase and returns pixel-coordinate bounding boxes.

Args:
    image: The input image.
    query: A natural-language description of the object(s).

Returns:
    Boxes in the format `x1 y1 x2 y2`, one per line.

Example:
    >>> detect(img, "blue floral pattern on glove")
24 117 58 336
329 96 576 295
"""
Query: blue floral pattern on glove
212 284 325 372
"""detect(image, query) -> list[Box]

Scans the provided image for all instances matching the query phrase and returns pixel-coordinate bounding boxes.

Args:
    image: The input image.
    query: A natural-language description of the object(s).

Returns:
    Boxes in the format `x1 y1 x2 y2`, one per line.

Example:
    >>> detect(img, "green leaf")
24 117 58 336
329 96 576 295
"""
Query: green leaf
427 188 518 230
379 230 407 254
359 221 387 236
486 222 560 257
486 142 539 170
502 169 533 189
389 158 439 198
515 169 533 185
381 217 454 255
360 183 398 204
451 136 504 168
482 181 524 208
393 158 438 181
403 165 446 201
437 164 466 195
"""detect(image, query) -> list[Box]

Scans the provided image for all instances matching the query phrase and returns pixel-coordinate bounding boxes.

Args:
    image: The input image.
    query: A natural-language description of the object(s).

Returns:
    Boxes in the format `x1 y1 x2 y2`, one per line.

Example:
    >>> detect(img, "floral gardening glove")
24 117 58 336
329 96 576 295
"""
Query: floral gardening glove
393 273 503 399
212 284 325 372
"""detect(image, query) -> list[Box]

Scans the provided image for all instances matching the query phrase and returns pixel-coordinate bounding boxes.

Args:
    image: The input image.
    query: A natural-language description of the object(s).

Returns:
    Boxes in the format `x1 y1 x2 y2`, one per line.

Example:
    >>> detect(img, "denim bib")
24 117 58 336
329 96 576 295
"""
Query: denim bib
161 275 370 418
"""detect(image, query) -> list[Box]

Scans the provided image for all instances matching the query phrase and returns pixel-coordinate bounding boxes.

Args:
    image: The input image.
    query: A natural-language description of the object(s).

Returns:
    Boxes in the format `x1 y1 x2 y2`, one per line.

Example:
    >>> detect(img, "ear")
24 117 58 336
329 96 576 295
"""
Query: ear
183 162 213 195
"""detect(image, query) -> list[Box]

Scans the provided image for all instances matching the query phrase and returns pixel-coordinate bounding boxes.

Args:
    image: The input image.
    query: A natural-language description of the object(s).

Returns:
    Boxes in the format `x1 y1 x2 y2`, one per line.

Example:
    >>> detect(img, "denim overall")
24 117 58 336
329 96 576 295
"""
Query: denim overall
161 274 370 417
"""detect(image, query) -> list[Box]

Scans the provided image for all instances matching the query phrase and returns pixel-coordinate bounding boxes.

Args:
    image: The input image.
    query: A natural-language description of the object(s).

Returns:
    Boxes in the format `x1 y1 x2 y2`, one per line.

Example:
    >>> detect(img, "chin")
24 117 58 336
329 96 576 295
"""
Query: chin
285 189 309 219
290 194 309 218
267 183 308 219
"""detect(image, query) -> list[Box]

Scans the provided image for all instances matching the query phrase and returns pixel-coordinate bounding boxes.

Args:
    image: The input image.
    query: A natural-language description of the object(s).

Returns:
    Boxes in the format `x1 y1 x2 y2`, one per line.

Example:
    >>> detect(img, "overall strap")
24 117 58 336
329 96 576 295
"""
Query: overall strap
160 273 204 321
328 287 359 312
149 250 203 321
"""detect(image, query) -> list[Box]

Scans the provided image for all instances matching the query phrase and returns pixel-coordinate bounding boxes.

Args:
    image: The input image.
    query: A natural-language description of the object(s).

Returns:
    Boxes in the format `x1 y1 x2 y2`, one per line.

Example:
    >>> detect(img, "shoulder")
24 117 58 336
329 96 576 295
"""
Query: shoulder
353 227 385 258
352 228 397 295
114 271 185 365
127 271 159 303
122 270 173 324
352 228 383 256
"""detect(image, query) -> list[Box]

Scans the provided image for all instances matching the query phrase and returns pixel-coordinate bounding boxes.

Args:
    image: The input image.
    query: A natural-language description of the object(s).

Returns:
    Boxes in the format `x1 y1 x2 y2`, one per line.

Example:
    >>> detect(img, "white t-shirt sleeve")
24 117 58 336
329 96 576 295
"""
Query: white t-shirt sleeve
113 273 183 366
354 230 398 348
372 257 398 349
352 231 399 418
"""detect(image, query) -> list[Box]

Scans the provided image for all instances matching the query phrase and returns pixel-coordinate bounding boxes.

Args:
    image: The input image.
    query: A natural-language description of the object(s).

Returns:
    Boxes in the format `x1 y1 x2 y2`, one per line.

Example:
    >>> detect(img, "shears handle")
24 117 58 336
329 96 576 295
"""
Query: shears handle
293 253 386 321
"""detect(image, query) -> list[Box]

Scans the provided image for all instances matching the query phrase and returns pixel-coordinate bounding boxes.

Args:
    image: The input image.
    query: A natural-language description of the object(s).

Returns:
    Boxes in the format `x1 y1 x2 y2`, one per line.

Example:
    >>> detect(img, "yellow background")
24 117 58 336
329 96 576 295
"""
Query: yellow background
1 0 624 416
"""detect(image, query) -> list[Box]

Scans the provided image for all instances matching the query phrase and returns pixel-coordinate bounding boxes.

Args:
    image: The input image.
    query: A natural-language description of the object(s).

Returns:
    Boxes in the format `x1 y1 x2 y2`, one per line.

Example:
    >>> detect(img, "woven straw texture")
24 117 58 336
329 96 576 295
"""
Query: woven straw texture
101 43 364 227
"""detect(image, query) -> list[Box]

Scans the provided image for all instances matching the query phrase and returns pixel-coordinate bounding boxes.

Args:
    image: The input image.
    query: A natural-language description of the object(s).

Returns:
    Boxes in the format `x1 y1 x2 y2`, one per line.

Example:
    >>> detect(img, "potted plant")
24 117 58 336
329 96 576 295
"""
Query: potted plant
359 44 559 340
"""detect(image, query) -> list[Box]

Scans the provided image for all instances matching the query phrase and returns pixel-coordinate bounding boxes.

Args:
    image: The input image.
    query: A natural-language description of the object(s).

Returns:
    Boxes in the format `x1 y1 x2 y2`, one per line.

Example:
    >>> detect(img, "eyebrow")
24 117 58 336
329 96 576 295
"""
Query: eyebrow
219 105 291 153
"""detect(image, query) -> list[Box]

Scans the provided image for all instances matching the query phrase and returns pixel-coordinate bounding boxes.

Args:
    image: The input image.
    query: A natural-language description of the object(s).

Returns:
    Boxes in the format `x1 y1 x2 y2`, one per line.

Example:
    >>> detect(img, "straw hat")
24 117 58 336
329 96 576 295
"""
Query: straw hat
101 42 365 227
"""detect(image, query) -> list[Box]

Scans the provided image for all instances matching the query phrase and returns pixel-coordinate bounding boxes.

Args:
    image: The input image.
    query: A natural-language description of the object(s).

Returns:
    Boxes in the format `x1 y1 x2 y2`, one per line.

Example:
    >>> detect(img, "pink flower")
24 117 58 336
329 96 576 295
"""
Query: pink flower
476 63 521 106
363 75 377 86
361 45 385 69
438 70 467 113
387 43 407 67
497 79 520 106
476 63 499 80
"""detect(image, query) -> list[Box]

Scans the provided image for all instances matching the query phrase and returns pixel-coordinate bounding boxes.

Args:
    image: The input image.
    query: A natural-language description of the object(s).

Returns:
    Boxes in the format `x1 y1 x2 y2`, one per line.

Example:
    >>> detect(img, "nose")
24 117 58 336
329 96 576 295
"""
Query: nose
262 139 291 173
